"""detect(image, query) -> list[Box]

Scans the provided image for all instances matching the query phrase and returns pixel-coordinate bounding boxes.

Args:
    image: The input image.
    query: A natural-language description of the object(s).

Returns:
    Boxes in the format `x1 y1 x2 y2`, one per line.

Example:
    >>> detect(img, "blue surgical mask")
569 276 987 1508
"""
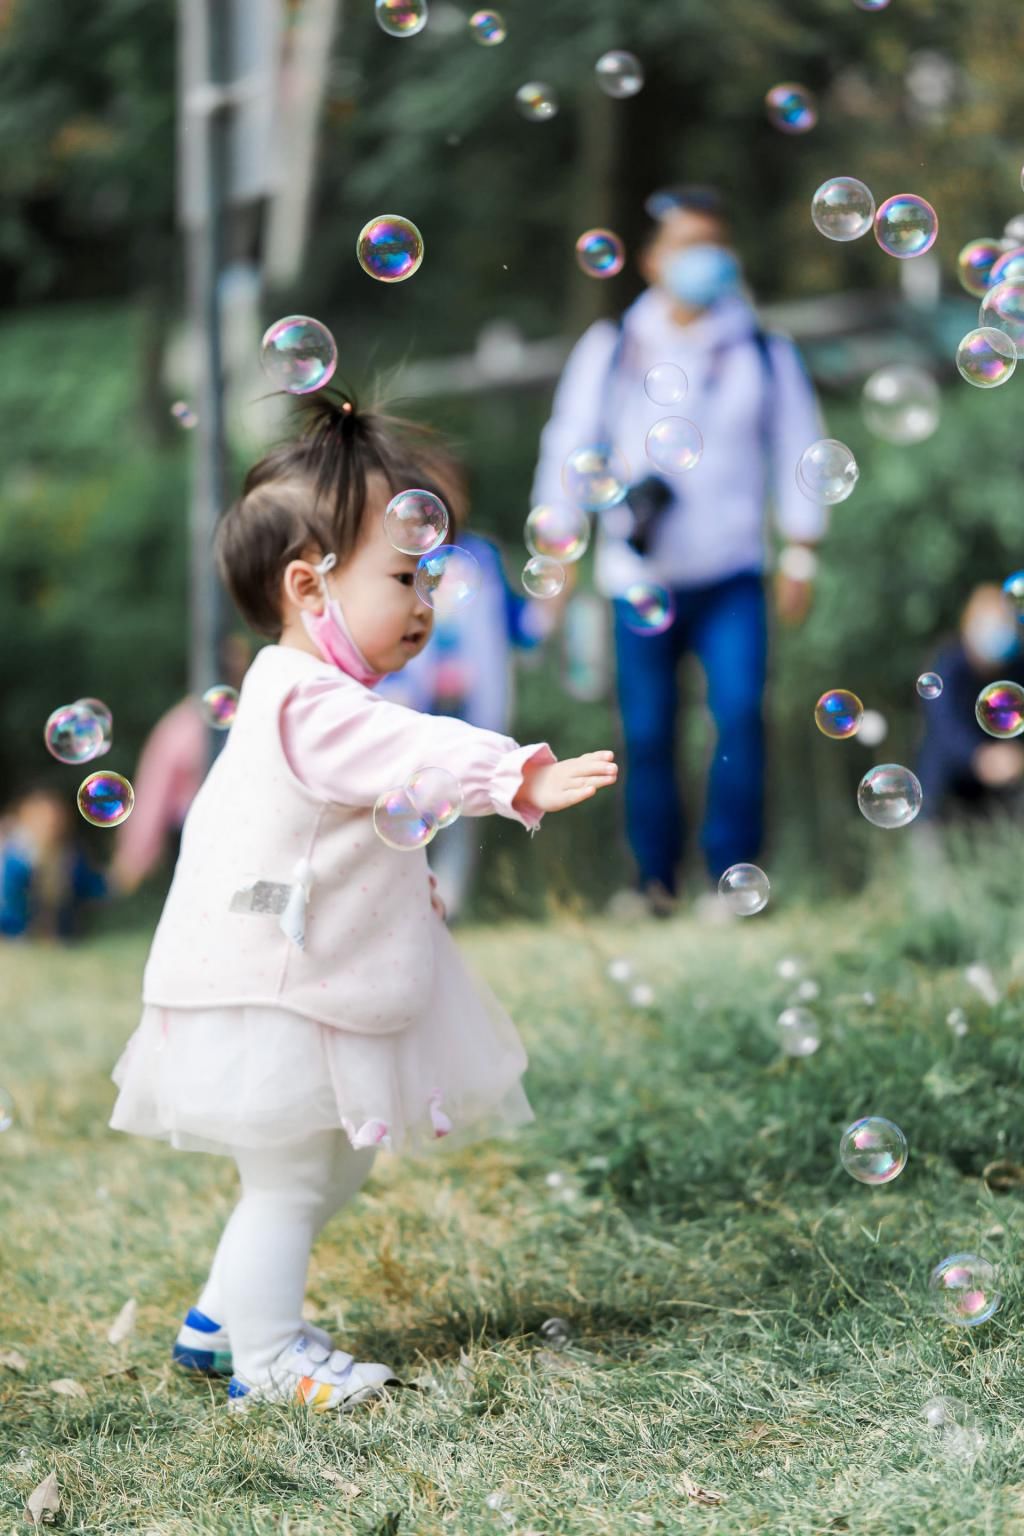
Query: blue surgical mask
662 243 741 309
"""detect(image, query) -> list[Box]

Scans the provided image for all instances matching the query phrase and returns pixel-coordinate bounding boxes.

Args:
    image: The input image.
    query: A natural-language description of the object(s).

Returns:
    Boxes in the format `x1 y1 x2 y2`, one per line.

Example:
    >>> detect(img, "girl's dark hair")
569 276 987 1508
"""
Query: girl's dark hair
214 388 467 638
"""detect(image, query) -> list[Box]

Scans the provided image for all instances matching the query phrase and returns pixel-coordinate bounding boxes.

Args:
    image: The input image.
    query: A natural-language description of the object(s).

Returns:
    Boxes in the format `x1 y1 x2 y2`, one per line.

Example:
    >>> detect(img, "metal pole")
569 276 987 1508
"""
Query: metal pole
186 0 231 767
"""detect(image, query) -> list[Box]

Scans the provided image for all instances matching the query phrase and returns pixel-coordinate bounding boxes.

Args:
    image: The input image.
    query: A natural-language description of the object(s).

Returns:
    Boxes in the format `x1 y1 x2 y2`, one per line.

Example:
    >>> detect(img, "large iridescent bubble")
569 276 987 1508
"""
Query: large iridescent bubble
468 8 505 44
796 439 858 503
645 417 703 474
857 764 923 828
811 177 875 241
815 689 863 739
522 555 565 598
1002 570 1024 620
260 316 338 394
78 772 135 828
874 194 938 258
575 228 625 278
956 327 1017 388
988 246 1024 287
373 786 437 850
839 1117 908 1184
765 83 817 134
201 685 238 730
414 545 481 614
644 364 687 406
356 216 424 283
406 766 463 829
928 1254 1001 1327
524 504 590 564
384 489 448 555
957 239 1002 298
975 680 1024 738
621 583 675 636
979 281 1024 355
718 862 770 916
561 445 629 510
861 365 940 445
375 0 427 36
44 702 106 765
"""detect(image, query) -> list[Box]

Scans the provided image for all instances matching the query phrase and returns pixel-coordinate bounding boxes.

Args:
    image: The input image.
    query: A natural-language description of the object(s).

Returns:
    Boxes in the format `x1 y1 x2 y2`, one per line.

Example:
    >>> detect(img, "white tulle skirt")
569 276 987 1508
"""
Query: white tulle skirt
108 940 536 1160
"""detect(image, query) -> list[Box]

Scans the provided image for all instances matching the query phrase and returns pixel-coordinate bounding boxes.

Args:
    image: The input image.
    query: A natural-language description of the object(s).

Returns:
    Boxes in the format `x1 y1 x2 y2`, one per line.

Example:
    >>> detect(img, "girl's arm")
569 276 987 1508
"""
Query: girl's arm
282 674 557 828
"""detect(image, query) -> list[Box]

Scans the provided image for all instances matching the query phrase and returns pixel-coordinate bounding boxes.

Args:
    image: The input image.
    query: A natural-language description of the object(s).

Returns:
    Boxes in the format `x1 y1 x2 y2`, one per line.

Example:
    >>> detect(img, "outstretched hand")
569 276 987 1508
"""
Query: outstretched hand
514 750 618 815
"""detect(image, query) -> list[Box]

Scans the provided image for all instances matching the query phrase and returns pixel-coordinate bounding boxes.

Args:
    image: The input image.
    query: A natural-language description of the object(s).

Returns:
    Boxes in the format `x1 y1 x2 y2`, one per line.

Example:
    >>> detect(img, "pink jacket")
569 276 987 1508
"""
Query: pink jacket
140 644 553 1035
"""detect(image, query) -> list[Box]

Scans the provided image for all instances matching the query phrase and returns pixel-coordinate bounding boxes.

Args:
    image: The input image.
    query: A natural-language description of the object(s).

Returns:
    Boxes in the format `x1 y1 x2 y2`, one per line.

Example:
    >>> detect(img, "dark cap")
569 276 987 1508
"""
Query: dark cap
644 184 729 222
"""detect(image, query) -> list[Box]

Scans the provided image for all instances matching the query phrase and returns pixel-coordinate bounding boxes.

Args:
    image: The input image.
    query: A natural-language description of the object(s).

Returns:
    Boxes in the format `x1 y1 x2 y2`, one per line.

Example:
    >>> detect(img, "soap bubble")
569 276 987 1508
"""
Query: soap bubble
853 0 890 9
373 786 438 850
776 955 802 980
811 177 875 241
260 316 338 394
913 672 941 701
406 766 463 828
814 689 863 739
979 280 1024 354
515 82 558 121
539 1317 572 1349
874 194 939 258
718 862 770 916
575 228 625 278
170 400 198 429
622 583 675 635
796 439 859 503
644 363 687 406
375 0 427 35
988 245 1024 287
921 1398 986 1463
44 702 106 765
468 8 505 44
645 416 703 474
861 364 940 445
522 555 565 598
946 1007 968 1037
839 1116 908 1184
1004 215 1024 245
356 215 424 283
857 764 923 828
414 544 481 614
1002 570 1024 619
775 1007 821 1056
384 489 448 555
562 445 629 510
77 772 134 828
525 504 590 564
607 958 633 984
594 50 644 99
857 709 888 747
201 685 238 730
975 680 1024 738
629 982 656 1008
765 83 817 134
928 1254 1001 1327
75 697 113 747
956 327 1017 387
0 1087 13 1132
957 238 1003 297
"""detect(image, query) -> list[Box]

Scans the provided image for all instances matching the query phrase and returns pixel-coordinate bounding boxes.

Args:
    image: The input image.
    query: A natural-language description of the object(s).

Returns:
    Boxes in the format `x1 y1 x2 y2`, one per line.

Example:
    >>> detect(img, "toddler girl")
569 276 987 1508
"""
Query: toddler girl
108 394 617 1414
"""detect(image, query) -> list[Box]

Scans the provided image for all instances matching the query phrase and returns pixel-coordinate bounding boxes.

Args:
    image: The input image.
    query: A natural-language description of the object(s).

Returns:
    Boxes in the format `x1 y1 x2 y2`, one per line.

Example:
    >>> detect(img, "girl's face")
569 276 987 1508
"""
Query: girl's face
330 487 435 673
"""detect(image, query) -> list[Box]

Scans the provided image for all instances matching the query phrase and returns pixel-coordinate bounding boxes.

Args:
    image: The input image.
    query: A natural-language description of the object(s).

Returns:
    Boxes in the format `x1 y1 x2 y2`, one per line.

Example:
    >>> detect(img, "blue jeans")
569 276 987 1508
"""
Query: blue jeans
612 570 768 890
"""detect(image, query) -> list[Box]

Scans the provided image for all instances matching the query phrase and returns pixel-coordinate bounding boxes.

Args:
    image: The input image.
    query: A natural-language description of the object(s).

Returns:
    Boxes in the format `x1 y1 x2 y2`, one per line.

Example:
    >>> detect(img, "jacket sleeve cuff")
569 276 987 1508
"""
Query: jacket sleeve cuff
490 742 557 829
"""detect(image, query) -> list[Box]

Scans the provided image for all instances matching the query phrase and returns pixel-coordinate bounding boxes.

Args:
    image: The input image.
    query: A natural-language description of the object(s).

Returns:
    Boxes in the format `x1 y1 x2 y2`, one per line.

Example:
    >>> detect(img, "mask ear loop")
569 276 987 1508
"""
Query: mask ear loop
311 551 337 602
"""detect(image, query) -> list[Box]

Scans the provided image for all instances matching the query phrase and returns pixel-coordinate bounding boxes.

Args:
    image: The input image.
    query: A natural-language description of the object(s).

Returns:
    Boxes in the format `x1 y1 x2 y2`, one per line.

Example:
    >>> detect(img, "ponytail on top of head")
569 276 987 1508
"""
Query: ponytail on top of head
214 385 468 639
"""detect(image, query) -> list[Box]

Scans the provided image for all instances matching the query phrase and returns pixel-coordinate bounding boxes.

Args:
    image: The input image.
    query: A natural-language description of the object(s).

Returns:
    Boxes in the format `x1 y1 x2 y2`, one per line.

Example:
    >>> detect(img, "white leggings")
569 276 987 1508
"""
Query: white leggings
194 1130 378 1381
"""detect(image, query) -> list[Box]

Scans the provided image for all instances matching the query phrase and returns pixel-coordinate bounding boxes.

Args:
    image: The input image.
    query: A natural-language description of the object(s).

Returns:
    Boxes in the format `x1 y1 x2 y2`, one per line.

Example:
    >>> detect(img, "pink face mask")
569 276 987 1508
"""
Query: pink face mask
299 553 384 688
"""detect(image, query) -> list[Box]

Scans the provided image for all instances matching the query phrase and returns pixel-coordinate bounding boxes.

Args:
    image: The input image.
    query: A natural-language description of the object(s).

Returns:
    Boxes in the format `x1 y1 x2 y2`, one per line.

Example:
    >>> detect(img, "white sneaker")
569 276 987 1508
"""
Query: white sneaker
227 1325 403 1414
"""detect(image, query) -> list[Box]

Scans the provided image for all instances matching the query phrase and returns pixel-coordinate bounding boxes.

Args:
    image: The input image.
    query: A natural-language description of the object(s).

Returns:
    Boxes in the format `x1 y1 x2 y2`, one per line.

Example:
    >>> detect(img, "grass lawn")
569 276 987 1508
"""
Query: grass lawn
4 839 1024 1535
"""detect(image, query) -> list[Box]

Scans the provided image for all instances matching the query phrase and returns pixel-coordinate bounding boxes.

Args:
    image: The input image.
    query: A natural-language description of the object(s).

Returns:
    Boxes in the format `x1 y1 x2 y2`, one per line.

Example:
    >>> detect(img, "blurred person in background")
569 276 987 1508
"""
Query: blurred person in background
110 633 253 896
917 583 1024 820
376 524 571 921
0 783 108 941
531 185 826 918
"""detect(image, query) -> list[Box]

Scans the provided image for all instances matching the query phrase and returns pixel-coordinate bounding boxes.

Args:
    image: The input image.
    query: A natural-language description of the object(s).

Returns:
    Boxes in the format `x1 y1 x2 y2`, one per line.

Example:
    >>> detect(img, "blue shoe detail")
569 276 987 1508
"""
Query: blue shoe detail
183 1307 222 1335
227 1376 251 1399
173 1342 227 1373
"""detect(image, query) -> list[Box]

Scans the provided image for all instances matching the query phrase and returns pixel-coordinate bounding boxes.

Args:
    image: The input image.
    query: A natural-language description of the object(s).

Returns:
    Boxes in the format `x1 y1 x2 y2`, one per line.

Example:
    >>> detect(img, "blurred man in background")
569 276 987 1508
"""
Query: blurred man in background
532 185 826 918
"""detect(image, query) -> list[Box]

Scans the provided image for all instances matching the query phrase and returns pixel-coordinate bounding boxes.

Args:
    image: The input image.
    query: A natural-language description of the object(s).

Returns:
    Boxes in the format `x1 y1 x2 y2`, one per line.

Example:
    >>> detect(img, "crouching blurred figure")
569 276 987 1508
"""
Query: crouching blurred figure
0 783 108 942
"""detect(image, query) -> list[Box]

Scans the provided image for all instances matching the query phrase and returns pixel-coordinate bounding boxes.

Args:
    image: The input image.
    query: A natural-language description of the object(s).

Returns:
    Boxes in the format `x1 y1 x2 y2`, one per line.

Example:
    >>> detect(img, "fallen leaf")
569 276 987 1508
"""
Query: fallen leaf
320 1467 362 1495
675 1471 726 1506
107 1298 137 1345
25 1470 60 1527
100 1364 139 1380
0 1348 27 1372
49 1378 87 1398
983 1160 1024 1194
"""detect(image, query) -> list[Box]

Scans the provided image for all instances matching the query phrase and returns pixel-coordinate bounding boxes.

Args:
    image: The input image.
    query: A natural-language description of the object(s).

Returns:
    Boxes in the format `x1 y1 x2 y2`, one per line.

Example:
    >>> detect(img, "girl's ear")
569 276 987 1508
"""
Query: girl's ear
281 559 325 616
